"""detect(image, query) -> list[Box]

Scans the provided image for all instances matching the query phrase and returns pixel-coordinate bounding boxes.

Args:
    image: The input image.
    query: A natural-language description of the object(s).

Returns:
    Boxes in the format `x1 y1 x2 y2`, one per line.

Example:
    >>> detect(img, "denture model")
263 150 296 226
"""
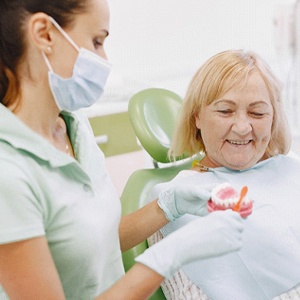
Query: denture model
207 183 253 218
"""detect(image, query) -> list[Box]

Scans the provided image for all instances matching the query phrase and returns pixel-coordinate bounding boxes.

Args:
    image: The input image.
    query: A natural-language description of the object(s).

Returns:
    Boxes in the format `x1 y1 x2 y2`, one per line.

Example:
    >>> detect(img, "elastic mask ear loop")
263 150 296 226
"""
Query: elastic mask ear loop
49 17 80 52
41 51 53 72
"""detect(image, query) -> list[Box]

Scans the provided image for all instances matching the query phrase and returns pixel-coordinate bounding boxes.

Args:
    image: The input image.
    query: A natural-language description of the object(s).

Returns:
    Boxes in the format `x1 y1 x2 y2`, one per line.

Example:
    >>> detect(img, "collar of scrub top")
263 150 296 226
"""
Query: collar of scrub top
0 103 77 168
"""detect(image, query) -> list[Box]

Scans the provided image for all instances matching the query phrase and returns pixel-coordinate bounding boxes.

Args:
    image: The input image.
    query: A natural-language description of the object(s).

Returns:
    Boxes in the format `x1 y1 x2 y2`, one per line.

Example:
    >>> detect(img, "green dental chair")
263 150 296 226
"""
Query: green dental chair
121 88 197 299
127 87 187 167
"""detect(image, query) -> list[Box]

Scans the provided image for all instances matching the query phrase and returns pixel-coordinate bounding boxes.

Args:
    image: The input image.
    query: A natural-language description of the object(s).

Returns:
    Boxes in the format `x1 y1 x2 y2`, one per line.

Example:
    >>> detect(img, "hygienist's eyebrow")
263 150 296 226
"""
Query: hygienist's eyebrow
96 29 109 38
102 30 109 37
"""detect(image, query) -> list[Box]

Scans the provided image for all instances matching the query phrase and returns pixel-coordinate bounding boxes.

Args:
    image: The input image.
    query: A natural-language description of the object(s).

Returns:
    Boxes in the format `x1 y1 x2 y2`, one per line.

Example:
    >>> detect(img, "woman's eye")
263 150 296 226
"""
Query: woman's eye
250 112 265 117
217 110 233 115
93 39 103 49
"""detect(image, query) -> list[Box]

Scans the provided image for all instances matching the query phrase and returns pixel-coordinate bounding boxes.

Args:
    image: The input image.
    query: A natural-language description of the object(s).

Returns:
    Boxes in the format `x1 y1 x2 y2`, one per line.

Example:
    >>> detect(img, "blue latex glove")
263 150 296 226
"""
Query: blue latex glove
136 210 244 278
157 184 214 221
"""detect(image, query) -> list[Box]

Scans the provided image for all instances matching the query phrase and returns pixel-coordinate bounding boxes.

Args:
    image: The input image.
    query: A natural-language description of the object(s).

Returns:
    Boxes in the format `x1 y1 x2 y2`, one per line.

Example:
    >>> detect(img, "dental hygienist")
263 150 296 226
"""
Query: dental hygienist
0 0 244 299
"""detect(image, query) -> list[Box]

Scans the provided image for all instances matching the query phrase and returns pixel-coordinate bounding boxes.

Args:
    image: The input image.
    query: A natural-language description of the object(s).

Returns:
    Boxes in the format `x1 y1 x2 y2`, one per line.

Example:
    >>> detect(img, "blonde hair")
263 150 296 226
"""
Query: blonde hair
169 49 291 160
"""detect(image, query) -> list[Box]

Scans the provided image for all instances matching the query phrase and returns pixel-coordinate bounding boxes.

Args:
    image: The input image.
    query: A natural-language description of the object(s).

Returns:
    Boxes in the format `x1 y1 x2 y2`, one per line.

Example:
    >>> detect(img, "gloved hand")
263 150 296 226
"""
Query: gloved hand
157 184 214 221
135 210 244 279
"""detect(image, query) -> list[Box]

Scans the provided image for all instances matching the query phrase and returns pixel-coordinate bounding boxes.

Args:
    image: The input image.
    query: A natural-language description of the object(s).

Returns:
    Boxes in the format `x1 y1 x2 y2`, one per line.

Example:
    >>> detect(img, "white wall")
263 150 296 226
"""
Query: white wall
105 0 296 97
100 0 300 155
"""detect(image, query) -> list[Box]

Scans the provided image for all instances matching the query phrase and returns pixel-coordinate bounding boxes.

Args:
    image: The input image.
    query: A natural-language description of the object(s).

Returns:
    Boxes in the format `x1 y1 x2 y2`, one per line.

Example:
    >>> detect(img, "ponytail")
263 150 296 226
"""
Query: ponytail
0 0 88 107
0 2 7 102
0 1 23 107
0 59 9 105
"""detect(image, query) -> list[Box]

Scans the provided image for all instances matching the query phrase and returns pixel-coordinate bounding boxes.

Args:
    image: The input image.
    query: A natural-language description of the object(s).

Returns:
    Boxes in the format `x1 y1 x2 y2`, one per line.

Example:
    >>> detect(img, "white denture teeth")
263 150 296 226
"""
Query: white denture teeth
211 182 250 207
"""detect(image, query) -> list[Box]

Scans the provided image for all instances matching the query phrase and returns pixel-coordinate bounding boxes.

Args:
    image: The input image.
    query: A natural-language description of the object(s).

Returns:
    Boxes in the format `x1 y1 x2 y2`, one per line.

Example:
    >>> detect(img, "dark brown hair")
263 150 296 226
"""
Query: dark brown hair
0 0 89 107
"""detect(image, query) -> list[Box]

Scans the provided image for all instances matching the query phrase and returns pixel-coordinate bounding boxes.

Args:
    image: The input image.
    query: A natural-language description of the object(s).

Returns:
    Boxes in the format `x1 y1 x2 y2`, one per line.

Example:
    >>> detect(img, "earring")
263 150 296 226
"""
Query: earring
46 46 52 53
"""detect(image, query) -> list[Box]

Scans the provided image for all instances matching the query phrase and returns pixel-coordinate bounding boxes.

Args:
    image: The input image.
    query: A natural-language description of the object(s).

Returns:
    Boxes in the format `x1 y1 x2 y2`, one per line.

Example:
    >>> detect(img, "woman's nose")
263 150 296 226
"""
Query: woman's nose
231 114 252 135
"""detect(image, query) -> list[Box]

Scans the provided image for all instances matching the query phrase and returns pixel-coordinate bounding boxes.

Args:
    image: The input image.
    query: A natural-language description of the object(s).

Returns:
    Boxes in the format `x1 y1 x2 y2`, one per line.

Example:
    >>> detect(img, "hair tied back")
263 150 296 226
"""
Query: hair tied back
0 0 8 10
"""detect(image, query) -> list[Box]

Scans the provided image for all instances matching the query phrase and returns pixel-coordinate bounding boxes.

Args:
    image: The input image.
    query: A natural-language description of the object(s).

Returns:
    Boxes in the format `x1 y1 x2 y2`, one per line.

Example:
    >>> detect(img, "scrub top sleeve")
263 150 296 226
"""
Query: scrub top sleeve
0 160 45 244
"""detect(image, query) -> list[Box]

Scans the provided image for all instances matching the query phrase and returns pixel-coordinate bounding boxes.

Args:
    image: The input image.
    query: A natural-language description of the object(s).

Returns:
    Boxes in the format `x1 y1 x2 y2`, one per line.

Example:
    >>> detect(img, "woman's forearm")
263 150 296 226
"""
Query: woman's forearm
96 263 164 300
119 199 168 252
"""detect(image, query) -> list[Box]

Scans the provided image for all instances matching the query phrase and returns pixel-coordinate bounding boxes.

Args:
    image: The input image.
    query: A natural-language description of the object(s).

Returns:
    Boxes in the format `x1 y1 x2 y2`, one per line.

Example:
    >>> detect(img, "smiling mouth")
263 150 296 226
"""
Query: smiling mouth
227 140 252 145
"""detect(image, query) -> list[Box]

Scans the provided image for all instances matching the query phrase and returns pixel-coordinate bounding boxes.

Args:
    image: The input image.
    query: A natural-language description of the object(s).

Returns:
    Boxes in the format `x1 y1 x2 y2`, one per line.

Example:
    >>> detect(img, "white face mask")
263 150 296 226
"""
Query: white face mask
42 17 111 112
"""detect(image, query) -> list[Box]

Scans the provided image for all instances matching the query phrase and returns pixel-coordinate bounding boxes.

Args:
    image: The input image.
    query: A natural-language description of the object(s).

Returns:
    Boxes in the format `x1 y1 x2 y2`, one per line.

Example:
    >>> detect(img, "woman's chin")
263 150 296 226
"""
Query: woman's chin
221 154 258 170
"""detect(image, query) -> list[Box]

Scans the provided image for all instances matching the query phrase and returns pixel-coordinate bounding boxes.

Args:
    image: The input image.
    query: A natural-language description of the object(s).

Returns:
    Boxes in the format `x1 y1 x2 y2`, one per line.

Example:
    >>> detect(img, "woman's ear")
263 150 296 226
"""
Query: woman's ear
27 12 55 53
195 113 202 130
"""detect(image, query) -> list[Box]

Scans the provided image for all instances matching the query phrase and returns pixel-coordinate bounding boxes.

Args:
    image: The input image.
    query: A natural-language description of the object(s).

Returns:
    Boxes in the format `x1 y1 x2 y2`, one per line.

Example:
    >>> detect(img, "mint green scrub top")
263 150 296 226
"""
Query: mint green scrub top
0 104 125 299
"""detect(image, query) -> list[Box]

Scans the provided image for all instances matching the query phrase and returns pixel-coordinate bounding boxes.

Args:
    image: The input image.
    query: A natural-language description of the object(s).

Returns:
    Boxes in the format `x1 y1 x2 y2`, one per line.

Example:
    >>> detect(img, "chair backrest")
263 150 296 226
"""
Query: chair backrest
128 88 183 164
120 159 193 300
123 87 195 299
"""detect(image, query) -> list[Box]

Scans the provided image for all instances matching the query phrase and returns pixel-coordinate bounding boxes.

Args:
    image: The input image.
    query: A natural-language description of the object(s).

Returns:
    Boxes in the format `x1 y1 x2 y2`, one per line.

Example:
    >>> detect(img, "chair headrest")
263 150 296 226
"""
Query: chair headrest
128 88 183 163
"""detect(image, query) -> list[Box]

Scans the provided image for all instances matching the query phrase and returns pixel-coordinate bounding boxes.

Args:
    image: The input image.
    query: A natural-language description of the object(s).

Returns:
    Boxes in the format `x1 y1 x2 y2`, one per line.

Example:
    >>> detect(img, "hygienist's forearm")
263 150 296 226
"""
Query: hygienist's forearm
95 263 164 300
119 199 168 252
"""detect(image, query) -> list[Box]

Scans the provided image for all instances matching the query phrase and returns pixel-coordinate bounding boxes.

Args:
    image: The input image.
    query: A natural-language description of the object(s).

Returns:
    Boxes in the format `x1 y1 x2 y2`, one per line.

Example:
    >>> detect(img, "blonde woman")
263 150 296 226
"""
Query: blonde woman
148 50 300 300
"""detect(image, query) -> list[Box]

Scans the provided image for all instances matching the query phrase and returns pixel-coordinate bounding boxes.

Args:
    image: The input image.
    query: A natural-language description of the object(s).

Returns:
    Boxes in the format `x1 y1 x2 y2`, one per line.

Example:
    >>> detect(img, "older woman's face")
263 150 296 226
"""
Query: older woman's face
196 71 274 170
